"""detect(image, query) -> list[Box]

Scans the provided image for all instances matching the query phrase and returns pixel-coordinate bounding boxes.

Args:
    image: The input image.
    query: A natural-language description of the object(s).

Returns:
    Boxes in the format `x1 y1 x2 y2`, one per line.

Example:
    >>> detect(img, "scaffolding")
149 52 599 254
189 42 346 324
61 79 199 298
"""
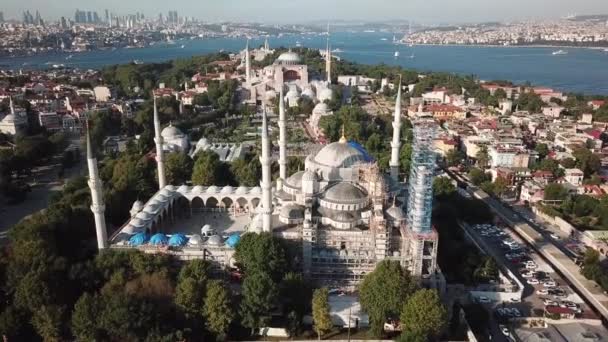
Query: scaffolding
406 120 437 234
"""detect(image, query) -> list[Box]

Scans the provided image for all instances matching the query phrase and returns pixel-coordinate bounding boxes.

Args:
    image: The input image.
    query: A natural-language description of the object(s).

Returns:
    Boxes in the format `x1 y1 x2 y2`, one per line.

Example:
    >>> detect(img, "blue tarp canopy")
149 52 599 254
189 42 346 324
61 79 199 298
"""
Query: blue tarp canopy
150 233 169 246
168 233 189 246
129 232 149 246
225 233 241 248
347 141 374 162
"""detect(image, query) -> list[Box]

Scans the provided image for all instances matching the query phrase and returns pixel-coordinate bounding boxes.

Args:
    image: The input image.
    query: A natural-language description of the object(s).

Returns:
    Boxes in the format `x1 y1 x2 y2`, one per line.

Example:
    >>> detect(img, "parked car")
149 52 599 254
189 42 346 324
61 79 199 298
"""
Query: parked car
527 278 540 285
500 325 510 337
537 289 549 295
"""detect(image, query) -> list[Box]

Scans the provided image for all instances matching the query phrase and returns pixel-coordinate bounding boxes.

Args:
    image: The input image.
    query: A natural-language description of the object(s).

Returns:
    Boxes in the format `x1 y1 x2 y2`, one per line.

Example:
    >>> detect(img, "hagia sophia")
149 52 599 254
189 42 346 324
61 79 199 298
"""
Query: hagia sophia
86 44 444 290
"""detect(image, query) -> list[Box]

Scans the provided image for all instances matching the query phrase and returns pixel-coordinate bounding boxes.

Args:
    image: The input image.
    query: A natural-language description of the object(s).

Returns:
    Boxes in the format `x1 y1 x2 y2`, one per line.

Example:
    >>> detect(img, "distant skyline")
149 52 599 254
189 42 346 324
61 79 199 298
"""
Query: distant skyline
2 0 608 24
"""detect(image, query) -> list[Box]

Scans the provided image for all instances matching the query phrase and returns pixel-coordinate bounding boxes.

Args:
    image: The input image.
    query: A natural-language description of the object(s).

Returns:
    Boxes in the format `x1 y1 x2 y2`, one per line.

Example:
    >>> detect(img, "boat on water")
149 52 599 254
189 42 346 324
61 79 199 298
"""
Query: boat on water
65 54 73 60
394 51 400 58
603 48 608 52
552 50 568 55
180 45 185 49
332 48 343 53
295 41 302 47
364 30 375 33
381 38 388 41
132 60 144 65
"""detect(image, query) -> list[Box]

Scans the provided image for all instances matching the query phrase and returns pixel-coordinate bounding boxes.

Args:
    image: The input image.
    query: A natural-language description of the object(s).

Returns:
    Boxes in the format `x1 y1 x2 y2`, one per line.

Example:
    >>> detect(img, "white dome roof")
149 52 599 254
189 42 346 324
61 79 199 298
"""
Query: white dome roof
177 185 190 193
285 171 305 189
161 124 183 139
196 138 209 148
387 205 405 221
280 204 305 219
302 170 318 182
236 186 248 195
192 185 204 194
250 186 262 194
313 141 369 169
207 235 223 246
188 234 203 245
286 88 299 99
131 200 144 212
276 51 302 65
221 186 234 194
318 88 334 102
206 186 219 193
313 102 330 115
302 88 316 99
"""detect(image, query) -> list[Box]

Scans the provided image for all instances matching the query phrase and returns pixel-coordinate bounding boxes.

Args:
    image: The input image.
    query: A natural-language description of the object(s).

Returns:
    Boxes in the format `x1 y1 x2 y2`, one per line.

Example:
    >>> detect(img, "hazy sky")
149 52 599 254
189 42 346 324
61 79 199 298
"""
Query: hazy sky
2 0 608 23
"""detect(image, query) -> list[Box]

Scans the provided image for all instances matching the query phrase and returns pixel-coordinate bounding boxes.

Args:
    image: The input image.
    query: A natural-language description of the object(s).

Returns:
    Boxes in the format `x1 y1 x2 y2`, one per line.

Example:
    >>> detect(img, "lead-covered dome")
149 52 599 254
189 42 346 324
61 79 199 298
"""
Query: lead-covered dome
161 124 183 139
313 141 370 169
323 182 367 203
276 51 302 65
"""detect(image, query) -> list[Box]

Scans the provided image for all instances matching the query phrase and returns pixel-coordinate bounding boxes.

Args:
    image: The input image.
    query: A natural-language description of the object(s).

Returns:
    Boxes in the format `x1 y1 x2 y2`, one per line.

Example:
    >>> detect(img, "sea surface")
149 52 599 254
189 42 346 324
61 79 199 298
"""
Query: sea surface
2 31 608 95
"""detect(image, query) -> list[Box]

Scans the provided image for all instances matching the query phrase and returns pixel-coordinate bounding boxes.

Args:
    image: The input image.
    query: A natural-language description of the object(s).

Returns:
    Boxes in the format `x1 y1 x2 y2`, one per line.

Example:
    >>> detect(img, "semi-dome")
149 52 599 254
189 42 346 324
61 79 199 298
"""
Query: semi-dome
333 211 355 222
323 182 367 203
276 51 301 65
302 88 316 99
161 124 183 139
313 141 370 169
285 171 305 189
302 170 318 182
280 204 305 220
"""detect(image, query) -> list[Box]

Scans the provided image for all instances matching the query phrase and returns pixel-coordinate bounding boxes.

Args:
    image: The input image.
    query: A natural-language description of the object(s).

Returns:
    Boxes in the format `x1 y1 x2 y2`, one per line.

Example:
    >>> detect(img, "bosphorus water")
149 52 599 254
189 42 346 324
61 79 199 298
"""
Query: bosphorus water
2 31 608 95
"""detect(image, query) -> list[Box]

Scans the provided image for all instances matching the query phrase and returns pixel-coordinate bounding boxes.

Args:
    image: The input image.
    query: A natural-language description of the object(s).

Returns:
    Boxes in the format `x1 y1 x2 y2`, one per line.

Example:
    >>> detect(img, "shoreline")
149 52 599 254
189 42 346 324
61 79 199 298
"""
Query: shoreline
398 42 608 50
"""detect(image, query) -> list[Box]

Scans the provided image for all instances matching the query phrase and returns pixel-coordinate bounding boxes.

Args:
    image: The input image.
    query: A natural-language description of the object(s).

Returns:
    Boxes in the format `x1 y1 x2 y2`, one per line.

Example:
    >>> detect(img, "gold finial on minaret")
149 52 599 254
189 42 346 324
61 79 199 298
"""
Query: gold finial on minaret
339 124 347 143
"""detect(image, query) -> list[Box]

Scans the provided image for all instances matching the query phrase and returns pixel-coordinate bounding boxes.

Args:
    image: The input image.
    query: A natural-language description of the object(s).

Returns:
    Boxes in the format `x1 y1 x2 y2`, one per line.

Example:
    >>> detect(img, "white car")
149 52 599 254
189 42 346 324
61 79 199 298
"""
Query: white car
537 289 549 295
543 280 557 288
500 325 510 337
526 263 538 269
527 278 540 285
522 272 534 278
543 299 558 306
550 233 559 240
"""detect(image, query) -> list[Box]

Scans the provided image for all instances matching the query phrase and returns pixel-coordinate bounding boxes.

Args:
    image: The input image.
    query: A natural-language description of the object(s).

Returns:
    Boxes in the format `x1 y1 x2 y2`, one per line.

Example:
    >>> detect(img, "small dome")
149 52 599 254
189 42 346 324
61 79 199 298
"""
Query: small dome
130 200 144 212
386 205 405 221
302 88 316 99
276 51 302 65
207 235 223 246
333 211 355 222
318 88 334 102
302 170 317 182
323 182 367 203
135 211 153 221
130 218 147 228
220 186 234 194
250 186 262 194
206 186 219 193
122 224 138 234
192 185 204 194
286 88 300 100
160 188 174 198
313 102 330 116
280 204 305 220
285 171 305 189
161 124 183 139
188 234 203 246
164 185 176 191
235 186 248 195
143 203 160 214
177 185 190 193
196 138 209 148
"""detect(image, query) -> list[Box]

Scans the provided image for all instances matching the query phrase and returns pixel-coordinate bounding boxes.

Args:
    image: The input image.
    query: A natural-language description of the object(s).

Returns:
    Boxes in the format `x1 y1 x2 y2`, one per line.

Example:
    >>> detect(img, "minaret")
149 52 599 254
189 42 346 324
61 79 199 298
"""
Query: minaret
390 76 402 182
278 86 287 181
264 37 270 51
86 122 108 250
9 96 15 115
245 39 251 85
326 39 332 84
153 94 167 189
259 109 273 233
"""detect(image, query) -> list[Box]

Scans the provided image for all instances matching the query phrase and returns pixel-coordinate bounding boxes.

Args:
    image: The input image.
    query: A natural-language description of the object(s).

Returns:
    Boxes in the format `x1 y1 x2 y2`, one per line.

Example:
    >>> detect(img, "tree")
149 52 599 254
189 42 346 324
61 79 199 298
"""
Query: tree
192 150 222 186
234 233 287 282
544 183 568 201
175 260 210 319
475 146 489 169
573 147 601 178
204 280 234 341
240 272 278 335
433 177 456 198
32 305 64 342
445 149 465 167
359 260 417 337
535 143 549 159
164 152 193 184
400 289 447 339
71 293 100 341
397 330 427 342
468 168 490 186
312 288 333 340
559 157 576 169
400 143 413 176
492 176 509 197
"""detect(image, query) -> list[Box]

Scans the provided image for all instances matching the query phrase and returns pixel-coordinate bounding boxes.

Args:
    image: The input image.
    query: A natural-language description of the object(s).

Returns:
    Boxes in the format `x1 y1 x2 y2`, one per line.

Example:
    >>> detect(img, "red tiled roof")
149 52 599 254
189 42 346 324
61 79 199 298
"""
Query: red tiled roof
545 305 574 315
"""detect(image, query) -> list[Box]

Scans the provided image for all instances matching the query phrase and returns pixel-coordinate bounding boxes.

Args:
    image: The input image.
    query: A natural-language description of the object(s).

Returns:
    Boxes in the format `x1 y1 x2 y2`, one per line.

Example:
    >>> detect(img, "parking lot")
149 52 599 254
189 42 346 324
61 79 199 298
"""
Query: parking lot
468 222 594 322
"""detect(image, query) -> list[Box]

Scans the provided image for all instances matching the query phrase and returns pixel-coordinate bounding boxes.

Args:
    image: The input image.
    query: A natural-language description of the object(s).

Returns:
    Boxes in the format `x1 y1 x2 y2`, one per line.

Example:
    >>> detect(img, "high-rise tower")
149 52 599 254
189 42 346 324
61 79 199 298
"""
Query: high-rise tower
259 109 273 232
389 76 402 182
86 122 108 250
153 95 167 189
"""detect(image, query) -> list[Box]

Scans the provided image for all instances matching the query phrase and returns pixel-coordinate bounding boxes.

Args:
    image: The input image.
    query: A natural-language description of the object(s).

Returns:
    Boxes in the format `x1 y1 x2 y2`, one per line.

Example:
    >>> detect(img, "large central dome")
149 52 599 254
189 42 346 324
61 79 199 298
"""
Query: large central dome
276 51 302 65
313 141 370 169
